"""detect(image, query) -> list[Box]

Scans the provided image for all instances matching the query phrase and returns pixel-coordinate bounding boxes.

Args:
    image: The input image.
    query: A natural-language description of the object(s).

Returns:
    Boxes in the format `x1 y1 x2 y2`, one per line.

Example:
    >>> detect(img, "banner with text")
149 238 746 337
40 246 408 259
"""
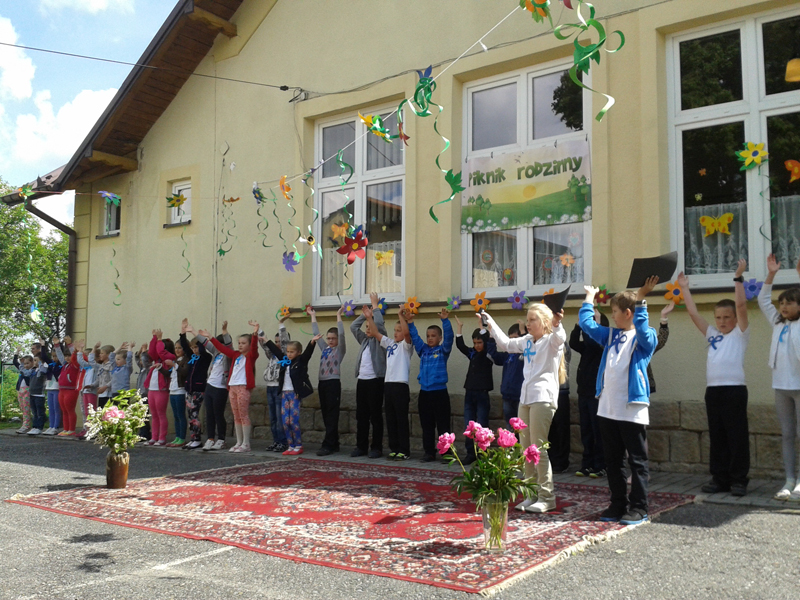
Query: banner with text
461 139 591 234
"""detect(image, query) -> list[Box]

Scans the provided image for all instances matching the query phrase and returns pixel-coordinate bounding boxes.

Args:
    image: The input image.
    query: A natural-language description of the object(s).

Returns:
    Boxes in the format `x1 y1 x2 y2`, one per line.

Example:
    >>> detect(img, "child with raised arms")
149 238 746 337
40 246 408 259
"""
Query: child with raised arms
258 316 291 453
181 321 212 450
196 322 232 451
144 329 176 446
54 337 82 437
309 305 347 456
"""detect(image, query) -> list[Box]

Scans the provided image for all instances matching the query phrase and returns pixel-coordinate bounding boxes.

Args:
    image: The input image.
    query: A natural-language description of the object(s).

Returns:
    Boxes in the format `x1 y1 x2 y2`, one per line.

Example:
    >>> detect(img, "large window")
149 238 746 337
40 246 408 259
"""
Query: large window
314 108 404 304
462 62 591 299
669 10 800 285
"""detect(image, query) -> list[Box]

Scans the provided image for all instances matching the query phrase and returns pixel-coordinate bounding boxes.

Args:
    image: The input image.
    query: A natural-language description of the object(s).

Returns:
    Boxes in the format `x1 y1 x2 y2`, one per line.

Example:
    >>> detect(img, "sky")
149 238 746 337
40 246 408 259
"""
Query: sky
0 0 175 230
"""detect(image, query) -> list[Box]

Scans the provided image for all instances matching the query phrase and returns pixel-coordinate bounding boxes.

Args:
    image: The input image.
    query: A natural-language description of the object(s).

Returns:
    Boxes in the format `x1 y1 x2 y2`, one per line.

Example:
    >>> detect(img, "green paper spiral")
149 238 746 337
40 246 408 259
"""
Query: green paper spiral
110 242 122 306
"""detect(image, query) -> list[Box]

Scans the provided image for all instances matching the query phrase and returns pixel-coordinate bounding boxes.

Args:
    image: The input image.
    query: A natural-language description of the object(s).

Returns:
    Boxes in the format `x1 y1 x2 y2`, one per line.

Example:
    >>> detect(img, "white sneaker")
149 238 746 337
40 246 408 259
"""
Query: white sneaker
202 439 215 451
515 499 534 512
525 500 556 513
229 444 241 453
789 487 800 502
27 428 42 435
774 486 793 501
16 427 30 434
41 428 54 436
212 439 226 451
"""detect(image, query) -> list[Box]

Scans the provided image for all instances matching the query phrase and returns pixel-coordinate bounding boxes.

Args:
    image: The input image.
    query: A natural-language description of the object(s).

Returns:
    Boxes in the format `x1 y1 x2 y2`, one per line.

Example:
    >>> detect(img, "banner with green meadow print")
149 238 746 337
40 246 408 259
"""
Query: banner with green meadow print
461 139 592 233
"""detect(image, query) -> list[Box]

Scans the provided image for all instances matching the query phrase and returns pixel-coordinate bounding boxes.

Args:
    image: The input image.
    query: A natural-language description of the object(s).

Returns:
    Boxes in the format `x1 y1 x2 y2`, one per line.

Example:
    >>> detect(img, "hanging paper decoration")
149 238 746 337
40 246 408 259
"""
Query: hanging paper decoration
699 213 734 237
785 160 800 183
521 0 552 24
560 253 575 267
447 295 461 311
744 279 763 301
253 185 272 249
481 249 494 265
167 193 187 208
17 185 34 199
398 122 410 146
376 250 394 267
99 191 121 206
568 232 581 247
698 168 707 176
376 297 387 315
301 172 320 248
279 175 292 201
471 292 490 313
279 305 291 319
502 268 515 282
331 222 349 240
110 241 122 306
299 227 322 260
552 1 625 122
542 257 553 271
224 196 240 204
664 282 684 305
337 229 368 264
282 251 299 273
359 113 396 143
508 290 528 310
404 296 421 314
342 300 355 317
694 193 703 202
172 198 192 282
737 142 768 171
30 303 41 323
596 285 610 305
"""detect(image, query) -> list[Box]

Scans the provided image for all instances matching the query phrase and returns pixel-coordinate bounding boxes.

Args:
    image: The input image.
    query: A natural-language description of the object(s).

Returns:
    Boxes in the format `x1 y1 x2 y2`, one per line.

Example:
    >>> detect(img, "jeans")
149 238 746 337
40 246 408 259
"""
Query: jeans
418 389 451 456
46 390 61 429
30 395 46 430
599 416 649 513
318 379 342 450
266 386 287 444
170 393 187 439
384 382 410 455
356 378 384 452
463 389 491 458
204 384 228 441
578 394 605 471
705 385 749 487
503 396 519 427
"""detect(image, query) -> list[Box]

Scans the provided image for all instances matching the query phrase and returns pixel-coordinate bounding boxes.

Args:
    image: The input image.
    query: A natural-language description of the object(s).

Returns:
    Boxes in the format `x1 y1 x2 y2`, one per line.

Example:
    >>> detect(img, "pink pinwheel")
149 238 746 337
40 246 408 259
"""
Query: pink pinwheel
524 444 541 465
496 428 518 448
337 229 368 265
464 420 479 439
474 427 495 451
437 433 455 454
508 417 527 432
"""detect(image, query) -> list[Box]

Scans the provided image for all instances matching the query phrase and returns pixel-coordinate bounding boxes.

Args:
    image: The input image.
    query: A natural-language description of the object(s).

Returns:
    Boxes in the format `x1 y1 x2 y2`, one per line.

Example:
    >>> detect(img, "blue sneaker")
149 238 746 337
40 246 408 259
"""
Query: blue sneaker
620 509 649 525
599 505 626 522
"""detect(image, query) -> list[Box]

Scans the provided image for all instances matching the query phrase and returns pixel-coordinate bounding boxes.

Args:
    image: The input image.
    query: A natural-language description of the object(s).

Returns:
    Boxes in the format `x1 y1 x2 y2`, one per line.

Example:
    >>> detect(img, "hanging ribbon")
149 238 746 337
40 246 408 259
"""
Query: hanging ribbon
302 172 321 261
282 179 306 261
253 185 271 248
23 210 40 321
178 206 191 283
336 150 355 291
359 112 397 143
218 195 237 257
110 241 122 306
553 1 625 122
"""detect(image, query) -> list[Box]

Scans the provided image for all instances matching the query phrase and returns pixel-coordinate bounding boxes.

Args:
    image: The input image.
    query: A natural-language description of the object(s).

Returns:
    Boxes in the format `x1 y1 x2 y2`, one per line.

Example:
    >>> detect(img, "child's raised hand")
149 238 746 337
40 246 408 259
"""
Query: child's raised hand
306 306 316 318
637 276 659 301
676 271 688 288
584 285 599 304
767 253 781 273
221 320 228 334
249 320 260 333
311 333 323 343
438 308 450 320
129 341 135 350
362 305 373 319
369 292 379 308
155 329 163 340
94 340 101 349
140 343 147 352
336 305 344 319
197 329 210 338
734 259 747 278
552 310 564 328
52 335 60 345
64 335 72 345
661 301 676 319
181 318 189 333
75 339 85 351
454 314 463 333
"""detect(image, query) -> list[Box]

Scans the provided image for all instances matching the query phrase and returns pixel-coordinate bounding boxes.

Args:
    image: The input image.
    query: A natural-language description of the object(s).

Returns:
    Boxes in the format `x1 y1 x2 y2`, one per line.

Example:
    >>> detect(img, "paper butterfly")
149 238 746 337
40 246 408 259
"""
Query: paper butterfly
786 160 800 184
699 213 734 237
331 222 349 240
279 175 292 201
376 250 394 267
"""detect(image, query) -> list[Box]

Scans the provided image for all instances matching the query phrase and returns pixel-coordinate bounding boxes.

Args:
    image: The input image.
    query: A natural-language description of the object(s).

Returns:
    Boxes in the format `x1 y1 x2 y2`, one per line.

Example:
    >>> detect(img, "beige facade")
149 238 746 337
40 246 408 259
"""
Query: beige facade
69 0 800 474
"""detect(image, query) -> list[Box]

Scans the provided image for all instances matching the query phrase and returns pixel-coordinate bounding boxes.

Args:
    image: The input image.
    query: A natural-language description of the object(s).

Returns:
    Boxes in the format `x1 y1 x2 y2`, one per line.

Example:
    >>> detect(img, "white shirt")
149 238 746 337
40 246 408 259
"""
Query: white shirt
207 353 227 389
358 347 376 380
774 324 800 390
706 325 749 387
228 354 247 386
169 365 185 395
282 368 294 392
598 329 649 425
380 337 413 383
148 368 160 391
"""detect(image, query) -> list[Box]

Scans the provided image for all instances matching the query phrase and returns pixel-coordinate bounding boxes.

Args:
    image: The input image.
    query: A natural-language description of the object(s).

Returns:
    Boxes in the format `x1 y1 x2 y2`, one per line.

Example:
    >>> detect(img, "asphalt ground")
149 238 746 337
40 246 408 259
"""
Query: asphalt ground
1 433 798 600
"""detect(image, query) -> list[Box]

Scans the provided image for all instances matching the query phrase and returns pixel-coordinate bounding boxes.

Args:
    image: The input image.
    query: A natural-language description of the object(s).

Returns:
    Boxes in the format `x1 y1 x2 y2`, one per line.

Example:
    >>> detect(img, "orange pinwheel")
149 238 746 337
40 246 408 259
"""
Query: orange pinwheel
279 175 292 201
470 292 491 313
664 282 684 305
404 296 421 315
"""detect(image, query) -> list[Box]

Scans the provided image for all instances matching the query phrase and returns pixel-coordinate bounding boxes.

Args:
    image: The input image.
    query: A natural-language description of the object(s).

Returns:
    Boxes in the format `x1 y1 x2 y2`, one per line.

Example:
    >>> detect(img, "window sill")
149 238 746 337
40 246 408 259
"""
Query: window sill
164 220 191 229
95 232 120 240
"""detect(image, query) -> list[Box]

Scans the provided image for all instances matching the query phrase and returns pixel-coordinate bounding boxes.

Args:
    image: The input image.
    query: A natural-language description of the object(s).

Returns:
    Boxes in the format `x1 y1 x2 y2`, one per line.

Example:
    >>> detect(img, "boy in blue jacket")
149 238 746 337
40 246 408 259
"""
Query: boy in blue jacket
580 277 658 526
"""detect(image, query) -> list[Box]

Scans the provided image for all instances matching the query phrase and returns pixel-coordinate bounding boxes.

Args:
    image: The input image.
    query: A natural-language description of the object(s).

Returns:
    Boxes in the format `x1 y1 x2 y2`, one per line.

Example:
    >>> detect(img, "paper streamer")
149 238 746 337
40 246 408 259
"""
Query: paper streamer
553 1 625 122
282 180 306 262
336 150 356 292
24 211 40 320
253 186 271 248
110 242 122 306
178 206 191 283
218 196 237 257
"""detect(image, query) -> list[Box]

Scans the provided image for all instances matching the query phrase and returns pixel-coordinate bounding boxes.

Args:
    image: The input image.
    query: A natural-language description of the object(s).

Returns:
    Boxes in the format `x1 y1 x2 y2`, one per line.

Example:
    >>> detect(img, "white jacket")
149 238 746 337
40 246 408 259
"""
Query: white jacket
758 283 800 376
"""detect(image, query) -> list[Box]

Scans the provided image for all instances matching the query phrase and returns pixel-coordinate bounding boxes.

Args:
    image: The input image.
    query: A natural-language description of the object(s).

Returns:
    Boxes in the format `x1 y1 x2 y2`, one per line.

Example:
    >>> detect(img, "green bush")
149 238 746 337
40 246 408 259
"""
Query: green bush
0 366 21 421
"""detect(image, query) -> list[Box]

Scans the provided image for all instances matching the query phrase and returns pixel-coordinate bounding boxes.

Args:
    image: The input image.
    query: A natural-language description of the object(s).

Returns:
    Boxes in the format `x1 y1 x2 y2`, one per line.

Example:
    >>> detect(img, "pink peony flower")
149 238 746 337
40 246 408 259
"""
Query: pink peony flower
474 427 495 451
102 407 125 422
437 432 455 454
463 421 479 439
508 417 527 431
497 428 518 448
524 444 541 465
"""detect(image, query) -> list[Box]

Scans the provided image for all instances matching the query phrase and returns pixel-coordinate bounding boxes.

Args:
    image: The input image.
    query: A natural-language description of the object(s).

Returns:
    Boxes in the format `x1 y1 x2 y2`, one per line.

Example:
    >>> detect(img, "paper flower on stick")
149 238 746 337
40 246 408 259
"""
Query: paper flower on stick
303 303 313 315
337 229 368 265
375 250 394 267
737 142 768 170
560 253 575 267
664 282 684 305
167 193 186 208
342 300 355 317
404 296 421 315
279 306 291 318
522 0 551 24
543 288 555 296
30 304 41 323
596 286 610 304
376 297 387 315
699 213 734 237
331 222 349 240
471 292 490 313
279 175 292 201
253 186 265 205
508 290 528 310
786 160 800 184
99 191 120 206
17 185 33 199
446 296 461 311
744 279 763 301
282 251 299 273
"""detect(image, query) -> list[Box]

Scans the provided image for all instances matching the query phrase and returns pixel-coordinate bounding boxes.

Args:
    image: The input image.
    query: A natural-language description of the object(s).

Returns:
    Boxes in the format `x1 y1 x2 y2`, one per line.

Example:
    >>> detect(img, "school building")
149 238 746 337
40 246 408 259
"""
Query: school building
3 0 799 476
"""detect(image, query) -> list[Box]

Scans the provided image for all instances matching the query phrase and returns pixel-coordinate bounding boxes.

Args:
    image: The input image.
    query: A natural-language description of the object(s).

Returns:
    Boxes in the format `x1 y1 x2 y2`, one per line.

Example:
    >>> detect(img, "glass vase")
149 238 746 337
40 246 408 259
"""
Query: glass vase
481 498 509 552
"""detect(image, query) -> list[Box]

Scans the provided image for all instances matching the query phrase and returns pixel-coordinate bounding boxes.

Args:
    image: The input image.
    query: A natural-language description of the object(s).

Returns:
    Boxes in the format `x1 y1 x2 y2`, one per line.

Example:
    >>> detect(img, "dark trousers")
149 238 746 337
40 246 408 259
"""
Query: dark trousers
503 396 519 427
548 389 571 471
578 394 605 471
385 382 410 455
419 389 451 456
356 377 384 452
464 389 491 458
319 379 342 450
204 385 228 441
599 416 649 513
705 385 750 487
31 395 46 430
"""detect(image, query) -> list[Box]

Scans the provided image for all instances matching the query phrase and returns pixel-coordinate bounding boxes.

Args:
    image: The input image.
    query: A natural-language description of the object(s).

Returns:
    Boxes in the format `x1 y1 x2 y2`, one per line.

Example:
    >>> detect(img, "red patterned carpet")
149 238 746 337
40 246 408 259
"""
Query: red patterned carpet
8 459 691 594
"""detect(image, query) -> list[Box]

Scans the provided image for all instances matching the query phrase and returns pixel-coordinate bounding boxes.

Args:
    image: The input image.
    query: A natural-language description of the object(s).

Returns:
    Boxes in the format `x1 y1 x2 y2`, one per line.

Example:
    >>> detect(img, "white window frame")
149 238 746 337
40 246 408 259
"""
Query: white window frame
462 59 593 300
667 7 800 288
102 199 121 235
313 104 405 306
169 180 191 225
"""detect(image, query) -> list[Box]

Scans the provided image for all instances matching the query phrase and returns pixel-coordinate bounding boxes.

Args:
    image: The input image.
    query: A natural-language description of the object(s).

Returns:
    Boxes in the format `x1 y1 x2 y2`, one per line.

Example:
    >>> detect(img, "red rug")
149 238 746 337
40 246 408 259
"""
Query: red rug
8 459 691 594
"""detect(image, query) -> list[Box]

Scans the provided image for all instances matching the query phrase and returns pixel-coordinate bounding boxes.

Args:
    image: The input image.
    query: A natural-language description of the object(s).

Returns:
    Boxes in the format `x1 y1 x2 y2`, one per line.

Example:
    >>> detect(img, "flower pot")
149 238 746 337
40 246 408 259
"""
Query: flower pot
481 499 509 552
106 451 129 489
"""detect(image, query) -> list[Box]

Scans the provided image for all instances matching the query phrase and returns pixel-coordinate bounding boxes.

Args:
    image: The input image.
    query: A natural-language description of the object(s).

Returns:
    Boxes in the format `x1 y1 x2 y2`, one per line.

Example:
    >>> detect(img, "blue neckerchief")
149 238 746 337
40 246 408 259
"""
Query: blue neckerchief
707 334 723 350
779 325 789 343
611 331 628 353
321 347 333 360
235 356 243 366
187 354 199 365
278 357 291 367
523 339 536 363
112 365 125 374
387 343 398 358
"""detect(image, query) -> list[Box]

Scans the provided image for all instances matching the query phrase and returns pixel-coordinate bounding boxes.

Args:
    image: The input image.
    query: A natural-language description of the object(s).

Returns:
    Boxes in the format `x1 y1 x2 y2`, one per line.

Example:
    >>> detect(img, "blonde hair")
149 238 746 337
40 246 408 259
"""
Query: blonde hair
526 303 567 385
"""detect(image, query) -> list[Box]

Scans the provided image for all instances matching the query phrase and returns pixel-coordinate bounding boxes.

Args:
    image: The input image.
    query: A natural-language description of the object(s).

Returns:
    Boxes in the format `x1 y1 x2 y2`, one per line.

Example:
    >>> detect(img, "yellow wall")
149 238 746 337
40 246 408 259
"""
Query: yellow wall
72 0 796 403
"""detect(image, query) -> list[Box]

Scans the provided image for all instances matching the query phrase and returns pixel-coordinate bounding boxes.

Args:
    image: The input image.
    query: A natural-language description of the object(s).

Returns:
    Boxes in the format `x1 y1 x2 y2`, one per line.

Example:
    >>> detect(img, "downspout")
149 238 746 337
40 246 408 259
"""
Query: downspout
24 199 77 337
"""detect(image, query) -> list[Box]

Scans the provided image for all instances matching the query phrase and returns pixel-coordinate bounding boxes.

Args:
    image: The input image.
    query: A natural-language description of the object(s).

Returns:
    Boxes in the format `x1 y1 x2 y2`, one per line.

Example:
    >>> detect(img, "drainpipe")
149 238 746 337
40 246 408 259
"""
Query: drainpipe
24 199 77 337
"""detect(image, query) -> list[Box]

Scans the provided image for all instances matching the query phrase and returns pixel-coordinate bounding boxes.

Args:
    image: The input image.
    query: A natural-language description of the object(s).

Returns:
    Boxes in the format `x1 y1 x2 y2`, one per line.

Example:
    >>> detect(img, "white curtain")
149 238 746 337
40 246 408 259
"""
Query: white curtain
684 202 748 275
771 195 800 267
533 223 584 285
365 240 402 294
472 230 517 288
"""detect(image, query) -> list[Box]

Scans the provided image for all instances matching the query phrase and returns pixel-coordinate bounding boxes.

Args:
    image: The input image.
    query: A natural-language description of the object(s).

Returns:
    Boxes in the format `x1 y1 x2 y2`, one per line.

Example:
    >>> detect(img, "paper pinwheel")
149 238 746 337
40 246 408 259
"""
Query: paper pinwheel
404 296 421 315
522 0 551 23
223 196 241 204
359 112 393 142
17 185 33 199
331 222 349 240
471 292 490 313
299 227 322 259
167 193 187 208
282 251 299 273
560 253 575 267
664 282 684 305
744 279 763 301
253 185 266 204
508 291 528 310
376 297 387 315
737 142 768 171
446 296 461 311
337 229 368 265
30 303 41 323
596 285 610 304
279 305 291 318
342 300 355 317
375 250 394 267
99 191 121 206
279 175 292 201
699 213 734 237
303 303 313 315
